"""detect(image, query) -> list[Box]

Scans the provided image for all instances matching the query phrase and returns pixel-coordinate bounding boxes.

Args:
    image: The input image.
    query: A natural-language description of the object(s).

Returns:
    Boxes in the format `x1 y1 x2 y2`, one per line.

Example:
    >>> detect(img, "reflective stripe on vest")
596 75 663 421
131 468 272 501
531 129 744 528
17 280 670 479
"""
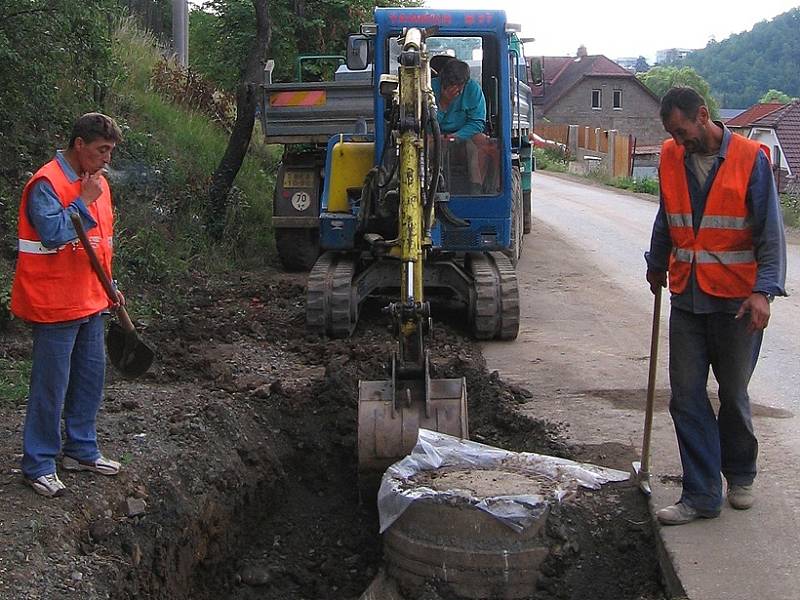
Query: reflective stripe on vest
660 134 762 299
10 159 114 323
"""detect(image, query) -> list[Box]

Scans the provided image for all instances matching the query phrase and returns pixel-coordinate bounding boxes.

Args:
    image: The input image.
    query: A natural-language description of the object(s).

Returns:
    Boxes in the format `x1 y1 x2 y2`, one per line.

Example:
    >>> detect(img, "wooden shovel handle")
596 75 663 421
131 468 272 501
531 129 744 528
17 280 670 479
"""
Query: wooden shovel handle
69 212 135 334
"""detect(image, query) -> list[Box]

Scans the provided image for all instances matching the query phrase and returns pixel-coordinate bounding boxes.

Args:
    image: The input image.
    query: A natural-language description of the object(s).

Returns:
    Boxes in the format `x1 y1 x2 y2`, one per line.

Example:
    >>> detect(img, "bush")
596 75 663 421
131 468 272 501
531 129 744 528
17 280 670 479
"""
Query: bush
533 147 569 172
608 176 660 196
780 192 800 228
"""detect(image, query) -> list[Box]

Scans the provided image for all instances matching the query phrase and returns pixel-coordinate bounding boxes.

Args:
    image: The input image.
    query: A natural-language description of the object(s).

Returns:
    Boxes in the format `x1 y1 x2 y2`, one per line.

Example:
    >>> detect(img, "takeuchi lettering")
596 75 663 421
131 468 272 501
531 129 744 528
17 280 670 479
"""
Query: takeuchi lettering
388 13 453 25
386 13 496 26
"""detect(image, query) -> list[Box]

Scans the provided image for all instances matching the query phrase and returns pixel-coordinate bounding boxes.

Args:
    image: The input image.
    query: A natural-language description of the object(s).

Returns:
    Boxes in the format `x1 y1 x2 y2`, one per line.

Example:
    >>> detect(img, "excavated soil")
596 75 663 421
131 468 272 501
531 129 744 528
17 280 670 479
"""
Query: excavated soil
0 265 666 600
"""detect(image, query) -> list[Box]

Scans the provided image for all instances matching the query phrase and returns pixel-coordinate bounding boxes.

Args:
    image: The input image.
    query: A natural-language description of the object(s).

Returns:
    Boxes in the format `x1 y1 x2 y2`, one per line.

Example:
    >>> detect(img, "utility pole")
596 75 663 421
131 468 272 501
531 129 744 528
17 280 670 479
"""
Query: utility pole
172 0 188 68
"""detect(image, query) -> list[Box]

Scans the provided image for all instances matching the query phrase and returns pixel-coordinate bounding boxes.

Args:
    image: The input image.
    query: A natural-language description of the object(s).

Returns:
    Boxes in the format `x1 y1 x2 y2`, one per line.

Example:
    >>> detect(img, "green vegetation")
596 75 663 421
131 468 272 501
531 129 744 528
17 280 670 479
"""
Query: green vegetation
189 0 420 88
607 176 659 196
780 193 800 229
680 8 800 107
533 147 569 173
0 357 31 407
760 89 796 103
638 66 720 118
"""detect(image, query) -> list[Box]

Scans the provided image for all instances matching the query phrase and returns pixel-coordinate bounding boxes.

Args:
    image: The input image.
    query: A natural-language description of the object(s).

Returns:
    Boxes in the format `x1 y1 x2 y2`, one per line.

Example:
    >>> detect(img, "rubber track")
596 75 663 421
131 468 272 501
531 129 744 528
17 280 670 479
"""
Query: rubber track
305 252 356 338
469 252 519 341
306 251 334 334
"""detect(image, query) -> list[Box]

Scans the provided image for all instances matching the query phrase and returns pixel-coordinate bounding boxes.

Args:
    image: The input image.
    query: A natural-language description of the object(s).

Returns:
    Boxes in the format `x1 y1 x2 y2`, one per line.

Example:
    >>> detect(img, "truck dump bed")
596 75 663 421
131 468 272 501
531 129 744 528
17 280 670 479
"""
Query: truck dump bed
260 79 374 144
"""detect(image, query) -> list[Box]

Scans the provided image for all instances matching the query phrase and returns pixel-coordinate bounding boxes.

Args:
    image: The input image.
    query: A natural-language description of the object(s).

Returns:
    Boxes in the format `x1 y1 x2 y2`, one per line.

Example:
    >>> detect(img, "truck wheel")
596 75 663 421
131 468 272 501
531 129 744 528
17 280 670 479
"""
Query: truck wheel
523 189 532 234
505 167 523 266
275 228 320 272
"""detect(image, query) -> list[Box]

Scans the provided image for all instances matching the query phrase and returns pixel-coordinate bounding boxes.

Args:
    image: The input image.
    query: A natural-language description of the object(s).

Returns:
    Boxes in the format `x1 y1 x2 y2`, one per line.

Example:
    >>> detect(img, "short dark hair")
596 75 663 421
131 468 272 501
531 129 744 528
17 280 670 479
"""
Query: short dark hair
660 87 705 122
430 54 455 76
440 60 470 89
68 113 123 148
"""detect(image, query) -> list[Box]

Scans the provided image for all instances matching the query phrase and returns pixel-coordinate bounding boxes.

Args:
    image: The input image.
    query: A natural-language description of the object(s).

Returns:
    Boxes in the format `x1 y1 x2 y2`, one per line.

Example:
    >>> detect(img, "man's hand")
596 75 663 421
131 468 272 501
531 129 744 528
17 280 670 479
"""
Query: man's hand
736 293 771 333
81 172 103 205
646 269 667 295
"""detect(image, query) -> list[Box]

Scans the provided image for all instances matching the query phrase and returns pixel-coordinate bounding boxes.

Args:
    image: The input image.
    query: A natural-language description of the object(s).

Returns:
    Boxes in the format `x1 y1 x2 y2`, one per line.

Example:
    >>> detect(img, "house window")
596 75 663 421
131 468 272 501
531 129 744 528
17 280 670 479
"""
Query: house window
613 89 623 109
591 89 602 109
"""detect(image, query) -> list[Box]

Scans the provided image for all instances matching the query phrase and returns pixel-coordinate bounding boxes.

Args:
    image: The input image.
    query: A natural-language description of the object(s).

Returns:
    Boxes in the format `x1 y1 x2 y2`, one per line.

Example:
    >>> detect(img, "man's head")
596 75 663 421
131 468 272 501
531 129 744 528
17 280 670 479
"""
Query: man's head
660 87 715 154
67 113 123 175
430 54 455 77
439 60 471 103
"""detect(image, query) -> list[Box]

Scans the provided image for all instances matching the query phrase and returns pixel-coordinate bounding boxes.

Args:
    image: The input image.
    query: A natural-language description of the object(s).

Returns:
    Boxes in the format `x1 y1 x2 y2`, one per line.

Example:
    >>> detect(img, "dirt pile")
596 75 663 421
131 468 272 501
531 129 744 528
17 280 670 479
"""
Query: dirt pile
0 266 664 599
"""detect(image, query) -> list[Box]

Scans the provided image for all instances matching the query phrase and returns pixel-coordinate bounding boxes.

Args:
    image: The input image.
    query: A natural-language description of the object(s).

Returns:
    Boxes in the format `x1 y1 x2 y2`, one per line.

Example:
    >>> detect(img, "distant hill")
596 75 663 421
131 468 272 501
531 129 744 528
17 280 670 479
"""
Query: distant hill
679 7 800 108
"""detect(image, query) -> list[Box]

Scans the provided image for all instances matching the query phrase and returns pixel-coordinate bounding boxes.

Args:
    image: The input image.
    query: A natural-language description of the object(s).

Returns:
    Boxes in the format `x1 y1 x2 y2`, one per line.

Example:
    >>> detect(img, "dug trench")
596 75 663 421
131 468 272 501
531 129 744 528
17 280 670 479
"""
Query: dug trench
0 267 666 600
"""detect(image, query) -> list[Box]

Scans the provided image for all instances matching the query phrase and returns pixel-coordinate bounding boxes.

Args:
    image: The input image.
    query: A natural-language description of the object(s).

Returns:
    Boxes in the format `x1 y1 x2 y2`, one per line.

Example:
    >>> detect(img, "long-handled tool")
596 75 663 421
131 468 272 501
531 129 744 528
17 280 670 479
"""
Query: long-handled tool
70 213 154 377
633 285 662 496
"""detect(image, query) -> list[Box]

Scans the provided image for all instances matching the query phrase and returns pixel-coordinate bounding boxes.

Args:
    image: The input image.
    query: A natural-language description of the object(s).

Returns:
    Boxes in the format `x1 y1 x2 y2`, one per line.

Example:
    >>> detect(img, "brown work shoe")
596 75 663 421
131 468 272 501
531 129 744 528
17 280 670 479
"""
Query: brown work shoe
727 484 754 510
656 502 718 526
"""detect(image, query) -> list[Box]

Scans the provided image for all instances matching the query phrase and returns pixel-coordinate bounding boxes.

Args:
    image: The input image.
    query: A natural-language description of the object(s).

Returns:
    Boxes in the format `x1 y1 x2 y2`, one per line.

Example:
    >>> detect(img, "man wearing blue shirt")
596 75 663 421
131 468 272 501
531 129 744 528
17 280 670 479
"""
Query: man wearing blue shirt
646 87 787 525
431 59 491 194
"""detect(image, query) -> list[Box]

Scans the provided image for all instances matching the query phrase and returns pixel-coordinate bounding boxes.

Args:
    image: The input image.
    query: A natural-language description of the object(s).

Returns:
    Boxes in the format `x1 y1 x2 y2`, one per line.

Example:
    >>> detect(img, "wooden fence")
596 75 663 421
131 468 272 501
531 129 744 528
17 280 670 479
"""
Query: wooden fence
534 123 633 178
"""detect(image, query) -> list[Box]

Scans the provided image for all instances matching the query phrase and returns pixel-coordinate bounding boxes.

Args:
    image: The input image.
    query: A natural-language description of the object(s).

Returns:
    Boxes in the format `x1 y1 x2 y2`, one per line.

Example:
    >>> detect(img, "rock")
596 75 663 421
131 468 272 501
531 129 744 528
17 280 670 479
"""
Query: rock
123 497 147 518
239 563 271 587
89 519 115 543
71 571 83 582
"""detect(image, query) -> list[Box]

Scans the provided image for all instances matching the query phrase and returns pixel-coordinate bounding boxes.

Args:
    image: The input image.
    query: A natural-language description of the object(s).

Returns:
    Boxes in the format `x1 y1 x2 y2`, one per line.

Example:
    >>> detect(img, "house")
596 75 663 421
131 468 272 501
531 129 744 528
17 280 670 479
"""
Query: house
531 47 665 146
745 100 800 193
725 102 787 137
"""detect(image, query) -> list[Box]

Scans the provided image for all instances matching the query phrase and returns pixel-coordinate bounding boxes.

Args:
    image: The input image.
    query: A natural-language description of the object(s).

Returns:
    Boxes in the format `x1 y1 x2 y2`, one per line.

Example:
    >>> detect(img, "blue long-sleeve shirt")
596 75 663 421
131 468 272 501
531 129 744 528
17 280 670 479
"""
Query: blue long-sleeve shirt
431 78 486 140
646 125 787 314
26 151 96 249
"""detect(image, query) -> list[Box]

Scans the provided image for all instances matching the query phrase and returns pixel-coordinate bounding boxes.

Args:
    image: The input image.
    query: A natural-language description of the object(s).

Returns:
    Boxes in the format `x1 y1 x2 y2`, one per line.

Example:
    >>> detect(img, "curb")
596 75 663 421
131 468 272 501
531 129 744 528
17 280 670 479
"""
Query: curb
648 496 690 600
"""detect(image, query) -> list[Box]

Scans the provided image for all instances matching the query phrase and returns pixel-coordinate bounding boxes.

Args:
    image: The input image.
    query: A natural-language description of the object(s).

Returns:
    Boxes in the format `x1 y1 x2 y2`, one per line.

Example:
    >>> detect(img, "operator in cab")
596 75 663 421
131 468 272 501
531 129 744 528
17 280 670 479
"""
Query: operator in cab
431 59 493 195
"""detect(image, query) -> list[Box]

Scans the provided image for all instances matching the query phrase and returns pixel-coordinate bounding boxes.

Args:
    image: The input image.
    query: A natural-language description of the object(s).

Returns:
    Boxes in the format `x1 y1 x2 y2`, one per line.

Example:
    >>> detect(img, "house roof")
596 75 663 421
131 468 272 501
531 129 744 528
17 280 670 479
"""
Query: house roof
751 100 800 176
532 54 658 111
725 103 786 127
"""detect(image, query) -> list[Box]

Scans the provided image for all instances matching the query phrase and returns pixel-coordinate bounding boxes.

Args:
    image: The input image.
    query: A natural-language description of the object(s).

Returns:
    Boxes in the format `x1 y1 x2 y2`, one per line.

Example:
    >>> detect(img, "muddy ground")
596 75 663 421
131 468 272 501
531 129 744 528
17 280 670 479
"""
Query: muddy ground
0 265 666 600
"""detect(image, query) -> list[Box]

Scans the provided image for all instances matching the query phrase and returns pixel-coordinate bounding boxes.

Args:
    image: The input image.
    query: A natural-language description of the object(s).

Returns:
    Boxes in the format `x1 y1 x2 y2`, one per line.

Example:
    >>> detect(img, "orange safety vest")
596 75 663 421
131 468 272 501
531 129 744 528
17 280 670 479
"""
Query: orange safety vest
659 134 763 299
10 159 114 323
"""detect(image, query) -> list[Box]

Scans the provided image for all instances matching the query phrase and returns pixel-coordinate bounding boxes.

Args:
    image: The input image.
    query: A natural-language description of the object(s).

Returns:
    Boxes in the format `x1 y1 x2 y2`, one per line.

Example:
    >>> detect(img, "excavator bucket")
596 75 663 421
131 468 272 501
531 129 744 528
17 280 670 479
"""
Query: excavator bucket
358 359 468 478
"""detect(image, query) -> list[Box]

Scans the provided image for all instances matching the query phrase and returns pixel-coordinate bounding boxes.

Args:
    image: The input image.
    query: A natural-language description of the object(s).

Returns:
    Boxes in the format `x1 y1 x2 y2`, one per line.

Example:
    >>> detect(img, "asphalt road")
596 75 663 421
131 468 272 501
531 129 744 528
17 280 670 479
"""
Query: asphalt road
482 171 800 600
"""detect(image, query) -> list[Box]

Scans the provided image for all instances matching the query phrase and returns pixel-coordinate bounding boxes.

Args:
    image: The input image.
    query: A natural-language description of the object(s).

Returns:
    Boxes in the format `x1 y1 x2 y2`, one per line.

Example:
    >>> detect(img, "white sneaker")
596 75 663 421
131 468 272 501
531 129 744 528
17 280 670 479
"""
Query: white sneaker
27 473 67 497
63 455 121 476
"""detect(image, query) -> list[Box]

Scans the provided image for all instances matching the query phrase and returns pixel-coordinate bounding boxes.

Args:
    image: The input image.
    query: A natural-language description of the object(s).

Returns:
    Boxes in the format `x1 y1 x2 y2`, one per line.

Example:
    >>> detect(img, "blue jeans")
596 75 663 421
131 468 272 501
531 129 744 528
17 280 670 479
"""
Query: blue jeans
22 314 106 479
669 307 762 515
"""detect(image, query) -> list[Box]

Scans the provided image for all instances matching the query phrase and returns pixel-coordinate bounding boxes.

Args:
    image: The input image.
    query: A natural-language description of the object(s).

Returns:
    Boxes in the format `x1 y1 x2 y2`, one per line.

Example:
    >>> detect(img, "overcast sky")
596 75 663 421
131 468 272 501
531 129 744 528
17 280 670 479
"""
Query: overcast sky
423 0 799 62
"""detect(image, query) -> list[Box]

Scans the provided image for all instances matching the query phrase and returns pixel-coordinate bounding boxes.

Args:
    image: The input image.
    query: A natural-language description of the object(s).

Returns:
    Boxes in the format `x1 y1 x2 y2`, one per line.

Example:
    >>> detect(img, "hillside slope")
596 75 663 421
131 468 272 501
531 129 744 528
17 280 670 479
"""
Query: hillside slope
682 8 800 107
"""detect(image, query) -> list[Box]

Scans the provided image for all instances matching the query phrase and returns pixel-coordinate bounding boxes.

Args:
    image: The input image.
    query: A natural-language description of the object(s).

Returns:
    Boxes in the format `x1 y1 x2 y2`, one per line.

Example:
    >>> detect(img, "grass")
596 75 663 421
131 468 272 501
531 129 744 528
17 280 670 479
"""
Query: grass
107 17 280 285
0 358 31 407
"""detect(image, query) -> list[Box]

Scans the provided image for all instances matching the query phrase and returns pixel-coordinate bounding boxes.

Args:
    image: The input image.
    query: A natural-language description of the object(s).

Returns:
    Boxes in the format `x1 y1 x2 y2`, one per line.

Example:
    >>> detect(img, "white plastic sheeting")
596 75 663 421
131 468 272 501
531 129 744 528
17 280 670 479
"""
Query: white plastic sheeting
378 429 629 533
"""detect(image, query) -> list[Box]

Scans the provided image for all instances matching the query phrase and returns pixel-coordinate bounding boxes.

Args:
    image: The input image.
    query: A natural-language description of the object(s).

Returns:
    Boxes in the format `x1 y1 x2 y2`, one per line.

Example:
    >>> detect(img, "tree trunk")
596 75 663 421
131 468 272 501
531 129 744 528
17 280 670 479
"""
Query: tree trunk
206 0 270 241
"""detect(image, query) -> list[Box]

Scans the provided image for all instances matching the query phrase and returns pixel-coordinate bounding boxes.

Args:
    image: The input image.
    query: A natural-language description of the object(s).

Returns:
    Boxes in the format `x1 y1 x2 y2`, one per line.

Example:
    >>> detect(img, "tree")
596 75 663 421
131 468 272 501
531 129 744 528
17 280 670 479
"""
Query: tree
206 0 270 240
759 89 794 103
638 66 720 118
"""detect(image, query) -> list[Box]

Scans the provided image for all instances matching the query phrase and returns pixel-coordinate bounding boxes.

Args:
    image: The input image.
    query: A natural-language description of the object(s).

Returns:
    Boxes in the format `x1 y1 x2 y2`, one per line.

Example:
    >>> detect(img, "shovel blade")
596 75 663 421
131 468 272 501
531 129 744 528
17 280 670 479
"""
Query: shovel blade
632 461 652 496
107 320 154 378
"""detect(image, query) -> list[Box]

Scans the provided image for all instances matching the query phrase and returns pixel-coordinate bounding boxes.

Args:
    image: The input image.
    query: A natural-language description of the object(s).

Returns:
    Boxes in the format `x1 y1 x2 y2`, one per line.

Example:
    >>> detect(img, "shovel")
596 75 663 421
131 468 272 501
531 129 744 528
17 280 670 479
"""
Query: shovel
70 213 154 377
632 285 662 496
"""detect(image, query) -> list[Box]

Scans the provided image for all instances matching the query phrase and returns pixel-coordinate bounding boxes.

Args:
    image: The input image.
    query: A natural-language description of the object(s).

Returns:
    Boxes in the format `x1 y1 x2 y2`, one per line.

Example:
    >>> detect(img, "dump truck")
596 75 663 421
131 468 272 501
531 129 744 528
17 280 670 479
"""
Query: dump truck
260 8 534 477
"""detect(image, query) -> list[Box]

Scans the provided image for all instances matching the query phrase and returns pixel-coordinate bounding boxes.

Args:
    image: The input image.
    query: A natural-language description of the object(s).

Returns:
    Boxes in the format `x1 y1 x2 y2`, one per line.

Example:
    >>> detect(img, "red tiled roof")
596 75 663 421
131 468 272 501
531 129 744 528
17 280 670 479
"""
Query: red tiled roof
725 103 786 127
752 100 800 176
532 55 641 111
